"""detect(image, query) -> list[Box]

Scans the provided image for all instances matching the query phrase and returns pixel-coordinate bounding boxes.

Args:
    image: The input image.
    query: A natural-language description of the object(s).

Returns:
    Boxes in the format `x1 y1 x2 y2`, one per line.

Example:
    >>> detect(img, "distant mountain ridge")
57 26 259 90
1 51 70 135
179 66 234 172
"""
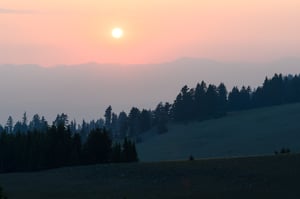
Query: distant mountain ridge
0 57 299 124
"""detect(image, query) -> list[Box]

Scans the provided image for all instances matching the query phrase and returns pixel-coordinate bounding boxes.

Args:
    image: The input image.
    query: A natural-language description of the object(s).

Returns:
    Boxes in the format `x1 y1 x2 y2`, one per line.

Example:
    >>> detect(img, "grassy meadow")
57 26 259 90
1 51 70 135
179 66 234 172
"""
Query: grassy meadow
1 154 300 199
138 103 300 161
1 104 300 198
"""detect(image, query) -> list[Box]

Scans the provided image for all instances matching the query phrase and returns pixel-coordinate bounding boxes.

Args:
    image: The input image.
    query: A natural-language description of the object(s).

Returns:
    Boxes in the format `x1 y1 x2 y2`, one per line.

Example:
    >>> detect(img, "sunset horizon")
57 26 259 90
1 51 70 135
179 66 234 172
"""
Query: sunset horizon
1 1 300 198
1 0 300 66
1 0 300 125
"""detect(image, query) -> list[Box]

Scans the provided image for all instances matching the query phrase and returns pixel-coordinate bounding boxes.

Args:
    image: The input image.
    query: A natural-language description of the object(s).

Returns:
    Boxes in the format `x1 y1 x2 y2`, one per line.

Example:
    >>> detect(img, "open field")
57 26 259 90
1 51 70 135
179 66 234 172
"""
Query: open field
138 103 300 161
1 154 300 199
1 104 300 198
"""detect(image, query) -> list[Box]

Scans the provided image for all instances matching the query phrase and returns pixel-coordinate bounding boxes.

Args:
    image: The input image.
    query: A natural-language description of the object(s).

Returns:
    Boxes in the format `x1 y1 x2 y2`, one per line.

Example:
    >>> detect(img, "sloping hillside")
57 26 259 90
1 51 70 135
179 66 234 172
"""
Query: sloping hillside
137 103 300 161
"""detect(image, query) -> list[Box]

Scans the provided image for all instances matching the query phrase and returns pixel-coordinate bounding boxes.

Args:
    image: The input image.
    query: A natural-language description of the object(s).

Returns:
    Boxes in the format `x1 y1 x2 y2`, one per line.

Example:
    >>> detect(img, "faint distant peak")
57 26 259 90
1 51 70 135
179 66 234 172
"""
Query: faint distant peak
173 57 219 64
0 8 37 14
0 64 42 69
274 56 300 64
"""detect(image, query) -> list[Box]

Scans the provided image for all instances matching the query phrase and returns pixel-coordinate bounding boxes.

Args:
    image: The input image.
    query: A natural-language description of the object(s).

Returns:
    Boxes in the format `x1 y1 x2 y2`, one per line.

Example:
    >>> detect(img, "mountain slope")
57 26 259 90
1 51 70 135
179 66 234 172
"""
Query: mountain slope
137 103 300 161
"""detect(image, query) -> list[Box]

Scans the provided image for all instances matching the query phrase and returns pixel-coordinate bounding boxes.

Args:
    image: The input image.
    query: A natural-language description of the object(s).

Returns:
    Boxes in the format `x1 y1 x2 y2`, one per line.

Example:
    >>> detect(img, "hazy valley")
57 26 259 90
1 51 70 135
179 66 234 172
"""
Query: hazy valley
0 57 299 124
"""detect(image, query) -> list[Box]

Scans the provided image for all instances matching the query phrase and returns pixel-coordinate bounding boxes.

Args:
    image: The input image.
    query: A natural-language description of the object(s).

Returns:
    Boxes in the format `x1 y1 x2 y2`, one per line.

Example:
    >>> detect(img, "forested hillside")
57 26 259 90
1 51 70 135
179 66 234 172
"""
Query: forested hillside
137 103 300 161
1 73 300 171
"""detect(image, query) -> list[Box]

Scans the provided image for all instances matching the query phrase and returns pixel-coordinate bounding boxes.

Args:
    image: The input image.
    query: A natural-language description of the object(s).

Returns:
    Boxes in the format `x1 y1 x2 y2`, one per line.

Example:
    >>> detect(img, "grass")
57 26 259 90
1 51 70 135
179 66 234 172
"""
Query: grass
137 103 300 161
1 154 300 198
2 103 300 198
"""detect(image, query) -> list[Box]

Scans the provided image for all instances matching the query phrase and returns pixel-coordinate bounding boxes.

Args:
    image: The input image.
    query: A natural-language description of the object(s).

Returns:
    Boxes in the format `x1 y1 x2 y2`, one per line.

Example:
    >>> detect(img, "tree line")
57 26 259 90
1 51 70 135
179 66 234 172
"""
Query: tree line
0 116 138 173
2 73 300 141
99 73 300 140
172 73 300 122
1 73 300 173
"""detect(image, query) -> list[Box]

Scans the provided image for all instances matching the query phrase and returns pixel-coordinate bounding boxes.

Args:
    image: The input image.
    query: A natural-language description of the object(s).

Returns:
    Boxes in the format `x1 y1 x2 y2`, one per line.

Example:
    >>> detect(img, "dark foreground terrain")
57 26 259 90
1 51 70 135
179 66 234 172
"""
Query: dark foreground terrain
1 154 300 199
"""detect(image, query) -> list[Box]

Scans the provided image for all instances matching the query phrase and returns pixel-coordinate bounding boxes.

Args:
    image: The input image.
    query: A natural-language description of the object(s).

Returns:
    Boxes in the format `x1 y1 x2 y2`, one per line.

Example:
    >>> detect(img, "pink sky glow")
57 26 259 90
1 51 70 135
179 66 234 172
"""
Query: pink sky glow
0 0 300 66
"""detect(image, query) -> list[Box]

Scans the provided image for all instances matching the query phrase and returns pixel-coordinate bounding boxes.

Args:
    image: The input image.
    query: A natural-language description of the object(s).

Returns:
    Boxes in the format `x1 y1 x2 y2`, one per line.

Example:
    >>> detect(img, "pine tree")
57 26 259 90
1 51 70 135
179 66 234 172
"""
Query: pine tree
155 103 169 134
5 116 13 134
140 109 152 133
130 141 139 162
111 113 118 139
194 81 207 120
128 107 141 138
111 143 122 162
20 112 28 133
71 133 82 165
217 83 228 116
118 111 128 139
83 128 112 164
172 85 193 121
205 84 218 117
104 106 112 130
121 138 130 162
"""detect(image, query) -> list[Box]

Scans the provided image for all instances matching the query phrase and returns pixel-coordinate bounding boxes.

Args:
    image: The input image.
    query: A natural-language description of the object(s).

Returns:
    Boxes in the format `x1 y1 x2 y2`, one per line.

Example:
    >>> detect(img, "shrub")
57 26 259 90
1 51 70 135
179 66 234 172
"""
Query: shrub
280 148 291 154
275 147 291 155
0 186 7 199
189 155 195 161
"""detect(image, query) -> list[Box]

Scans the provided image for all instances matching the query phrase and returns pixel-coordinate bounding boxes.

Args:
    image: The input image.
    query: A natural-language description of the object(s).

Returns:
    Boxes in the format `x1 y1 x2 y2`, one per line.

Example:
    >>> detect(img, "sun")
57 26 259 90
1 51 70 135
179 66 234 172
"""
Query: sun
112 27 123 39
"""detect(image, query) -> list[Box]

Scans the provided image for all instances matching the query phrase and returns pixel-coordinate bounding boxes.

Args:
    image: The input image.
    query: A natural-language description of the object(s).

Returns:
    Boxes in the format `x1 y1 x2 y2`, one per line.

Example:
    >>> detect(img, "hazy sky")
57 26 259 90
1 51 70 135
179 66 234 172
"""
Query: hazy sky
1 0 299 66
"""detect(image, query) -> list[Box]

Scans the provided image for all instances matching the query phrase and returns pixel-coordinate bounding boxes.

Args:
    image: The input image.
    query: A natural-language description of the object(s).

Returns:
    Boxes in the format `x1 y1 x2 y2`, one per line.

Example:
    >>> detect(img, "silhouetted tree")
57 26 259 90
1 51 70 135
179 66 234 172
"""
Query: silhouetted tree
45 123 73 168
118 111 128 139
104 105 112 130
5 116 13 134
205 84 218 117
83 128 112 164
128 107 141 138
71 133 82 165
53 113 68 129
79 120 89 143
140 109 152 133
154 103 169 134
194 81 207 120
111 113 118 138
121 138 138 162
172 85 194 121
217 83 228 116
22 112 28 133
13 121 23 134
69 120 77 134
240 86 252 109
111 143 122 162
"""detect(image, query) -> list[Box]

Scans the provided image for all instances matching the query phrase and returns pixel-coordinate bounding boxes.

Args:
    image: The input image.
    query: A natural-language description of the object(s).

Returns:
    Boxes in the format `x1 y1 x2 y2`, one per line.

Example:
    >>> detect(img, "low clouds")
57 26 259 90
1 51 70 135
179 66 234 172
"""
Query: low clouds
0 8 35 14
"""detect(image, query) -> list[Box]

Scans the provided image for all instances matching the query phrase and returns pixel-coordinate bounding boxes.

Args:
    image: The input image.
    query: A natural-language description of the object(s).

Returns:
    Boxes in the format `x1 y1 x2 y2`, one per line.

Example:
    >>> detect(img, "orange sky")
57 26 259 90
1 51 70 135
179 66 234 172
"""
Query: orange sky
0 0 300 66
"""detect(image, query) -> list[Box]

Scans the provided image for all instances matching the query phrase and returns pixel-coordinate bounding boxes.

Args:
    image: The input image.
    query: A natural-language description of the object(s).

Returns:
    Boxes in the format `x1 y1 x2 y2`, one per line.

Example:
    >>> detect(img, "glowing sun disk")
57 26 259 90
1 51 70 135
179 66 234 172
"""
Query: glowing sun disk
112 28 123 39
